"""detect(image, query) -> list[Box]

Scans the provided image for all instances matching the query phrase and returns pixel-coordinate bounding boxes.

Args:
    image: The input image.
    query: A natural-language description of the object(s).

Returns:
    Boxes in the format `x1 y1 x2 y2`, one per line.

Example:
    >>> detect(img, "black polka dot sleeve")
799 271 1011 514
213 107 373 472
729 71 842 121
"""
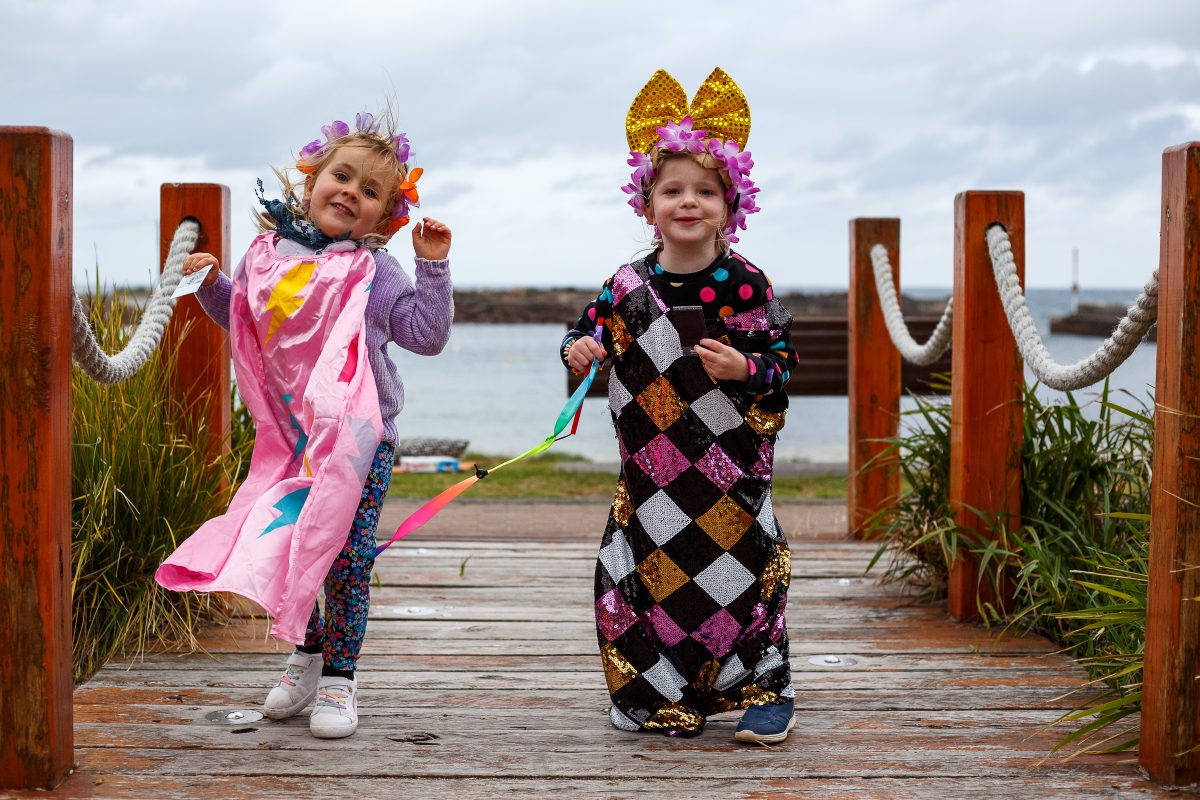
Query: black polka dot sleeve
560 279 614 370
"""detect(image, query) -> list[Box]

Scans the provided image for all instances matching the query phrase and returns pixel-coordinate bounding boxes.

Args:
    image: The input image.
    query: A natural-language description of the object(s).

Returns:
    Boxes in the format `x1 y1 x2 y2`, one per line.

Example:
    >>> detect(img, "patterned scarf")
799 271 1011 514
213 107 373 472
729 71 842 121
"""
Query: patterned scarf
256 179 362 252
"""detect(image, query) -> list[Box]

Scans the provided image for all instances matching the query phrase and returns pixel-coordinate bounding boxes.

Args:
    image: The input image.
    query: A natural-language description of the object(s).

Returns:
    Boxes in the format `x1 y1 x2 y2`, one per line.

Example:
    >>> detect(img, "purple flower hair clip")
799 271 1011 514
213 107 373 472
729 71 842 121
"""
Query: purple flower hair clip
392 133 411 164
321 120 350 143
622 126 761 243
355 112 381 135
655 117 709 154
296 115 415 169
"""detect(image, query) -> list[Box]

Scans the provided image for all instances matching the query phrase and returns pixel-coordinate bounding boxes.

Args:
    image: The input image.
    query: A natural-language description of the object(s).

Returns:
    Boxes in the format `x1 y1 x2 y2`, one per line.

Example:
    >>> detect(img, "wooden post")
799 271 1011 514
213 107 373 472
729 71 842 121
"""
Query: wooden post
159 184 230 461
0 128 75 789
948 192 1024 622
1141 141 1200 786
848 218 901 537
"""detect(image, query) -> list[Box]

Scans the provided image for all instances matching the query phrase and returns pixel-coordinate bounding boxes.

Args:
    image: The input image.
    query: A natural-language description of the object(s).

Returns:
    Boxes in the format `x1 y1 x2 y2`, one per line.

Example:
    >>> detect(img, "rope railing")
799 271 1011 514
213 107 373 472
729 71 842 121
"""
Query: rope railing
869 243 953 366
70 219 199 384
985 224 1159 392
868 230 1159 390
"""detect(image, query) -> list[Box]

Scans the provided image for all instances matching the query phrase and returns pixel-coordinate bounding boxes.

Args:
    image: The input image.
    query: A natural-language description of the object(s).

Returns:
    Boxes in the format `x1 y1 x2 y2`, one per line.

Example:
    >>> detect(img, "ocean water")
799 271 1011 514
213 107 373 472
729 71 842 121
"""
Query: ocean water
388 288 1158 464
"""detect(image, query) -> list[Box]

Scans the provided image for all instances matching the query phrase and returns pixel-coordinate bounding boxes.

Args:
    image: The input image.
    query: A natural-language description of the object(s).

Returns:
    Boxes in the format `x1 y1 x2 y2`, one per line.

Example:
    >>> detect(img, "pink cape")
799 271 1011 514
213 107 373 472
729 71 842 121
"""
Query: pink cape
156 233 384 643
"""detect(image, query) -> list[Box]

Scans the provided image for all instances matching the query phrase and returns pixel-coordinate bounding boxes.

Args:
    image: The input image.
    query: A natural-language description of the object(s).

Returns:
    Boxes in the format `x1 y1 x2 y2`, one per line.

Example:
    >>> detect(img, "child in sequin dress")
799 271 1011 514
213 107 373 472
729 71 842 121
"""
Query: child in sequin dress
561 69 800 743
158 110 453 739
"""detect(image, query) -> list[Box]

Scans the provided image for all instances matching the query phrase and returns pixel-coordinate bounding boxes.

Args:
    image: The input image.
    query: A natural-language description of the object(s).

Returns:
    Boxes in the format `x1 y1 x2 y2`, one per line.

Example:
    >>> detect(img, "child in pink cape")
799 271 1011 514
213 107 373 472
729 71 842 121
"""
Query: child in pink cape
156 110 452 739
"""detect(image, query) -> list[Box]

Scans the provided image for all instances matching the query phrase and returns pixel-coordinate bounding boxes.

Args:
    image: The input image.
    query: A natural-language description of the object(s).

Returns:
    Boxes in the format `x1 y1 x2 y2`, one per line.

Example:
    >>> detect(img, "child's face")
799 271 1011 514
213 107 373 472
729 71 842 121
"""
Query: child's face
645 156 727 249
305 144 396 240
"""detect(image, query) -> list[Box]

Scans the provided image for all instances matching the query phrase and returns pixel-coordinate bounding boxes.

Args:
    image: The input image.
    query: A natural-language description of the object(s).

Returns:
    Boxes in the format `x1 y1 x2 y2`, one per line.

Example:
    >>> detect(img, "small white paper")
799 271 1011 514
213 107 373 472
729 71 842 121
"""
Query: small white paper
171 265 213 298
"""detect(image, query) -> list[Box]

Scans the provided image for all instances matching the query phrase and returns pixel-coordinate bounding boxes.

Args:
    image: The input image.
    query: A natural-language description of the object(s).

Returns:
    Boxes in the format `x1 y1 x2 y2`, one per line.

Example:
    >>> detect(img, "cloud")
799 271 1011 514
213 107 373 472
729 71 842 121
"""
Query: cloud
71 147 258 287
5 0 1199 289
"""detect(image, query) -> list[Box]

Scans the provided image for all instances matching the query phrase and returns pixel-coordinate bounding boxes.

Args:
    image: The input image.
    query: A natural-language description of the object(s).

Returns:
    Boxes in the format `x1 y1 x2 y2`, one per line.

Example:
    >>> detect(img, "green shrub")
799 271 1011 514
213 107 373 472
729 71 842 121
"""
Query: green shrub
868 378 1152 755
71 287 250 684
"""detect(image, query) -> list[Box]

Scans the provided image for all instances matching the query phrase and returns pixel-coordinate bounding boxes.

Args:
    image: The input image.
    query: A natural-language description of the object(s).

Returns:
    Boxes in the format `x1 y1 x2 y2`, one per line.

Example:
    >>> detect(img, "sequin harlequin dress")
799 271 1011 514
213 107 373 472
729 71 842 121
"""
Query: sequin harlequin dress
593 257 793 735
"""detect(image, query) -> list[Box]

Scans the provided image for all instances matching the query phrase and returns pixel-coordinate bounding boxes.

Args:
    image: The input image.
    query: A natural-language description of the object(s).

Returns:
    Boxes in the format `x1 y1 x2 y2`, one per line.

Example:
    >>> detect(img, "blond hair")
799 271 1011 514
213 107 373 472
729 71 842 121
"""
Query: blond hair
255 112 411 249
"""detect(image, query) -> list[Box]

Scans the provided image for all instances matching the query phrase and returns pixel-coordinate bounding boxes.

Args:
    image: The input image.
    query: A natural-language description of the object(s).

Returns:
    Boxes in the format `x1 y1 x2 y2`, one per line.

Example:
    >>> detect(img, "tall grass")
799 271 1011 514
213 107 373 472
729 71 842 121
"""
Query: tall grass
868 378 1153 755
71 286 250 684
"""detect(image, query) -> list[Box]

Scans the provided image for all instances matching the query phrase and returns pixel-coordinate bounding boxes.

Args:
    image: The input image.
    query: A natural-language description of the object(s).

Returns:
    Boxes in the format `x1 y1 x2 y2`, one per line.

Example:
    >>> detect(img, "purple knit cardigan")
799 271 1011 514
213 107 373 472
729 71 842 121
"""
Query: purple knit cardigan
195 239 454 445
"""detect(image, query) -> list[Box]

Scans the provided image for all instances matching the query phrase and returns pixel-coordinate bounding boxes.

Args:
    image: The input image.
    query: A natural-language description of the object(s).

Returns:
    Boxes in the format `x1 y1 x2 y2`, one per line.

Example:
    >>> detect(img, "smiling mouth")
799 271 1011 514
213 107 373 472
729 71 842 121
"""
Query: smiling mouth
331 203 354 217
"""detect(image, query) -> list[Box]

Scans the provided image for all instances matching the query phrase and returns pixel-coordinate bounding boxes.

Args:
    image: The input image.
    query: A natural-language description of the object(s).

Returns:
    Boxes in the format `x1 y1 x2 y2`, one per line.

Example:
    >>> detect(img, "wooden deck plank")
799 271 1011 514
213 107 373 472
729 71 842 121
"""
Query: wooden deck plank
23 774 1171 800
23 501 1165 799
99 652 1088 675
68 684 1111 712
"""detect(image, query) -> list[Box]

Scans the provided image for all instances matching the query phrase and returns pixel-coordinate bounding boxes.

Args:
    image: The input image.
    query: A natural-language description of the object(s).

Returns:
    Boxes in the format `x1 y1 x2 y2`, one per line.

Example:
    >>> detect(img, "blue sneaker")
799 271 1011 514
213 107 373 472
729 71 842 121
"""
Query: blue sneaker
734 700 795 744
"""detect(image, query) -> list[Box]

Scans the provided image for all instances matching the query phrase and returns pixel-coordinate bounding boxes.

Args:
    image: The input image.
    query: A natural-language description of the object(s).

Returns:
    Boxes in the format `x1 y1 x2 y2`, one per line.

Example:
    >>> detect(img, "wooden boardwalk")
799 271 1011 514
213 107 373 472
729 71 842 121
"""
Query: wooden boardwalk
15 500 1175 799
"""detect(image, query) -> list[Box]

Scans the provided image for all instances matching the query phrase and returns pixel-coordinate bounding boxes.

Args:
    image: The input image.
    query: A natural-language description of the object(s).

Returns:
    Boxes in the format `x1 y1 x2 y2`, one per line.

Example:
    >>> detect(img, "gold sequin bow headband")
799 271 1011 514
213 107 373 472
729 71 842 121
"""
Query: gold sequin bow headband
622 68 759 243
625 67 751 153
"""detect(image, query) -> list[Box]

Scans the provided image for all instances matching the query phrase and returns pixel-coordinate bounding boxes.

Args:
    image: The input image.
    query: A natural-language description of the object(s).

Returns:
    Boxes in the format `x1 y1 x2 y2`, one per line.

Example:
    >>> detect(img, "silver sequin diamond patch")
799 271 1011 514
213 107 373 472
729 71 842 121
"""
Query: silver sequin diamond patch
636 490 692 547
642 655 688 701
609 705 641 731
755 645 784 677
694 552 756 607
638 314 684 374
714 654 750 691
598 529 637 583
690 390 742 436
608 371 633 415
758 493 778 539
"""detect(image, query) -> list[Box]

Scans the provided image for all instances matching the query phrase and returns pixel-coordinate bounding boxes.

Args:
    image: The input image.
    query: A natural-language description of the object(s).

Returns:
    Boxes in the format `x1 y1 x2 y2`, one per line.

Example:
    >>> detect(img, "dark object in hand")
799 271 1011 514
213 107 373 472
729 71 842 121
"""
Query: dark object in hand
670 306 706 354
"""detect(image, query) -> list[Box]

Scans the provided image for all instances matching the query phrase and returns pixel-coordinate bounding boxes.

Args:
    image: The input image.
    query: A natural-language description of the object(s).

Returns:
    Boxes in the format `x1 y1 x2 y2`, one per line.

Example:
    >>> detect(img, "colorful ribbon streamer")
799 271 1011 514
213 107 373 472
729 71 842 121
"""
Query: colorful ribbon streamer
375 324 604 555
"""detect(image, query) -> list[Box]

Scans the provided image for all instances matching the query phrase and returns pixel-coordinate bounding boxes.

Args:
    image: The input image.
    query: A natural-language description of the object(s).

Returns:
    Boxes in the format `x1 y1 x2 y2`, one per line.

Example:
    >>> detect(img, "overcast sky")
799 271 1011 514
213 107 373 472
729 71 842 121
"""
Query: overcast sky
4 0 1198 290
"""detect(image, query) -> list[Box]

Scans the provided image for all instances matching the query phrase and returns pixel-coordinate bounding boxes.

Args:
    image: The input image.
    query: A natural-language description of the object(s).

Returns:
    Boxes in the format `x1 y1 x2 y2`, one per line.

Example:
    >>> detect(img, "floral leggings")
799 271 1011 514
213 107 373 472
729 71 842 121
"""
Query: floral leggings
302 442 394 671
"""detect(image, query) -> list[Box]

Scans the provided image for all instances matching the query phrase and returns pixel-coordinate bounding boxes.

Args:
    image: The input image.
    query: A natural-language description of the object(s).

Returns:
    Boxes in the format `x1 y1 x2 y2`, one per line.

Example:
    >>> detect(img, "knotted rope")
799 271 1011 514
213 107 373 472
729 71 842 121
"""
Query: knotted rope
869 243 954 366
985 224 1158 392
71 219 199 384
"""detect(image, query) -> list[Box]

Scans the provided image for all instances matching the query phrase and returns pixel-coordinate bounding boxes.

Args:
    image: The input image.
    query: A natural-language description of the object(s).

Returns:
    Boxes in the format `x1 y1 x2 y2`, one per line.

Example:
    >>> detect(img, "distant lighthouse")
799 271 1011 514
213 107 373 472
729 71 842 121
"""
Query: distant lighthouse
1070 247 1079 313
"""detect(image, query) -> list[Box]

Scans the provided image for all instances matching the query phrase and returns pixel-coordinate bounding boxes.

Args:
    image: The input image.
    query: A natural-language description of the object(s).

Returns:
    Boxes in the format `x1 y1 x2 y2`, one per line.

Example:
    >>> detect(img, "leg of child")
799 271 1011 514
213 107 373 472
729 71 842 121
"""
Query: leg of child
262 604 324 719
310 442 395 738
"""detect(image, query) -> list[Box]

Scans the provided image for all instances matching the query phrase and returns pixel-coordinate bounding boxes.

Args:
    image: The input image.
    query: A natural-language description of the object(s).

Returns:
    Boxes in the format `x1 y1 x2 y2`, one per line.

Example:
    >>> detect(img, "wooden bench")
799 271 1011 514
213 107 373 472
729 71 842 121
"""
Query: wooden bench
567 315 951 397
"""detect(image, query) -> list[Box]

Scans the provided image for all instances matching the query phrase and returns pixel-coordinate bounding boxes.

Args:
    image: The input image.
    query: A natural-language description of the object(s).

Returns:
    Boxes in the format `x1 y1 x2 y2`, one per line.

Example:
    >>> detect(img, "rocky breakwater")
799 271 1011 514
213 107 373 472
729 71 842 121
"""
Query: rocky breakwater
453 287 951 323
1050 302 1157 342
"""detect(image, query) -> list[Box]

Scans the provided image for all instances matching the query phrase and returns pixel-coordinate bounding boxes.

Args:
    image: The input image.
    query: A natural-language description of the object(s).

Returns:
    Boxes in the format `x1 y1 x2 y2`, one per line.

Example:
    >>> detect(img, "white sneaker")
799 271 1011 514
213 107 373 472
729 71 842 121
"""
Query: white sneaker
309 675 358 739
263 651 322 720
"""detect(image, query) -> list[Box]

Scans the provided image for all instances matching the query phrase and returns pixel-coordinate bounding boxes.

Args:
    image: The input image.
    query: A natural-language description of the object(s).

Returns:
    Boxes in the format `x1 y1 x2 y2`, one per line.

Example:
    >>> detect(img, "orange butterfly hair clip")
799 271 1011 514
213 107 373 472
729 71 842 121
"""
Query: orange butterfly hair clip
399 167 422 205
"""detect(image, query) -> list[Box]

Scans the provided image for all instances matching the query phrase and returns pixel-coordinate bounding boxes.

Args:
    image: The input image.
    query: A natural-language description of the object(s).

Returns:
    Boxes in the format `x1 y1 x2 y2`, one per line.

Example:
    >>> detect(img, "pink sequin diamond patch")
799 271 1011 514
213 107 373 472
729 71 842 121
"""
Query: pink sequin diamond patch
724 306 769 332
643 604 688 647
751 441 774 480
696 444 744 493
611 265 643 304
633 434 691 488
596 588 638 642
769 604 788 643
692 609 741 658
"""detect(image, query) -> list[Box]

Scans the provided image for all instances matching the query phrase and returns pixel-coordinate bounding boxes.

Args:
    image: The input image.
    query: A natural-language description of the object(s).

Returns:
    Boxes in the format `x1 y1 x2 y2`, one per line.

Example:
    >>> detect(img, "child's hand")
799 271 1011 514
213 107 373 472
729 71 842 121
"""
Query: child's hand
413 217 452 261
695 339 750 382
568 336 607 375
182 252 220 287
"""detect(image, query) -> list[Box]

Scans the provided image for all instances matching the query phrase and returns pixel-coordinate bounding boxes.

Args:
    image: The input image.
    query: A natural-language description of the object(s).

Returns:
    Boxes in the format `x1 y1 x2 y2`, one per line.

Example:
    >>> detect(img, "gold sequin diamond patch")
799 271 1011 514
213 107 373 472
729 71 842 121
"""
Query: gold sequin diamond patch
692 658 722 693
759 541 792 601
642 702 705 733
638 549 689 602
612 479 633 528
609 314 633 358
697 496 753 550
636 375 688 431
741 684 780 706
599 643 639 693
746 404 786 436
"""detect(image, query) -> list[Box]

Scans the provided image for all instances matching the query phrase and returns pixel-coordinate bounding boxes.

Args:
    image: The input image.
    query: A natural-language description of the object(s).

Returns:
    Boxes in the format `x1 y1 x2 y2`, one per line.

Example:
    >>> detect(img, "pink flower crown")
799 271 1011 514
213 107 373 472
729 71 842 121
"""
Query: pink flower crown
621 117 760 244
296 113 421 235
